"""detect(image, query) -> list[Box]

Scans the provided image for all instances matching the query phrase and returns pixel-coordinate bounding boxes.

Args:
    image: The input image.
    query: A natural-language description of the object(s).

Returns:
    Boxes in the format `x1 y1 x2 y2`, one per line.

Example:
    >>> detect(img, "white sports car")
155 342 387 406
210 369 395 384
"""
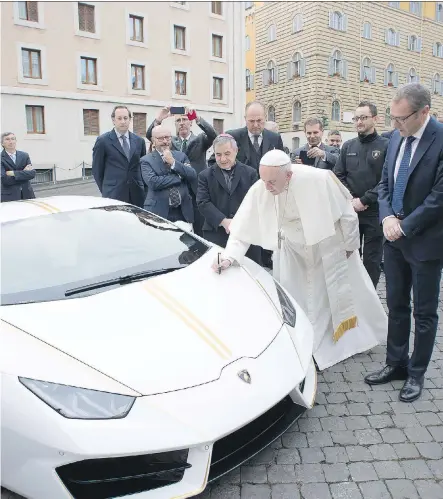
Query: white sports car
0 196 316 499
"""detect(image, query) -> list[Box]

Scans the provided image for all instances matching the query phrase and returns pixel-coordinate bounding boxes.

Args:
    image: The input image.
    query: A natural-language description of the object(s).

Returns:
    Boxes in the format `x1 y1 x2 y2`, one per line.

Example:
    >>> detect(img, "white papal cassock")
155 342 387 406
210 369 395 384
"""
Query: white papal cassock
222 163 387 370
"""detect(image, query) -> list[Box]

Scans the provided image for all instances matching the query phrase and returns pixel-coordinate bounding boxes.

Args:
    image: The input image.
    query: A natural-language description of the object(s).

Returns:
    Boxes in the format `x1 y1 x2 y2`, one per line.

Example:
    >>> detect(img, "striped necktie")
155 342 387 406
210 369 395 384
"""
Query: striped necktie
391 136 416 215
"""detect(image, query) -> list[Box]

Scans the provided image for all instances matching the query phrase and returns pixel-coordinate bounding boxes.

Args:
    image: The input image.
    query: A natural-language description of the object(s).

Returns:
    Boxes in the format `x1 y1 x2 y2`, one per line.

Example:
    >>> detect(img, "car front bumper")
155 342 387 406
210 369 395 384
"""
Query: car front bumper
1 328 316 499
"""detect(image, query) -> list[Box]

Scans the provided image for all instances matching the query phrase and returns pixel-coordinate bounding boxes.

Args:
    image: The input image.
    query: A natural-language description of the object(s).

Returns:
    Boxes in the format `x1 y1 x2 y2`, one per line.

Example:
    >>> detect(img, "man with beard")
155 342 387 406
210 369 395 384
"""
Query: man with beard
334 101 389 288
294 118 339 170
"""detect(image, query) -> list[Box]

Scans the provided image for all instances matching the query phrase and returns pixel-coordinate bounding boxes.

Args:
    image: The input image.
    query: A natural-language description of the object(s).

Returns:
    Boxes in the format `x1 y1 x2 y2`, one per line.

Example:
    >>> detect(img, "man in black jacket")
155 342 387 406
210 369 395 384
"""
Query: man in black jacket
197 134 261 265
334 101 389 287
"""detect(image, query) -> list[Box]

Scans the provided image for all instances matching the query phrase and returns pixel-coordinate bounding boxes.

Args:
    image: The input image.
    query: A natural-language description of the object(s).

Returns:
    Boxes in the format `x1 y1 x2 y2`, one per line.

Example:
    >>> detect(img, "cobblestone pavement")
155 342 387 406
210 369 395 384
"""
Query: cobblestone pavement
20 182 443 497
35 178 99 198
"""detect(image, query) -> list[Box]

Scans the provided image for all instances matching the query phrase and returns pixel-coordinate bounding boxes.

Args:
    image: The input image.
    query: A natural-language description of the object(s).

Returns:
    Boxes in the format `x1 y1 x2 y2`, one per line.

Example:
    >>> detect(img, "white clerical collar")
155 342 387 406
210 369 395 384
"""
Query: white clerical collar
411 114 430 141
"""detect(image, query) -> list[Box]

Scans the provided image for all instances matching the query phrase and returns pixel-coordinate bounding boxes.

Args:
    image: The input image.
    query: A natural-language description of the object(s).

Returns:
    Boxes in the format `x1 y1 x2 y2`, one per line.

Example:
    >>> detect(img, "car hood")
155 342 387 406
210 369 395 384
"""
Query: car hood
1 251 284 395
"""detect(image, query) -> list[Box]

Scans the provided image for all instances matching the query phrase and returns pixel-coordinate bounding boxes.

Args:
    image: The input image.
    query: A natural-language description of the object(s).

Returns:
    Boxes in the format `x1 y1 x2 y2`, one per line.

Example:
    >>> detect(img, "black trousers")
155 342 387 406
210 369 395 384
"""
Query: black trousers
203 228 263 266
384 241 442 378
168 206 186 223
359 217 383 288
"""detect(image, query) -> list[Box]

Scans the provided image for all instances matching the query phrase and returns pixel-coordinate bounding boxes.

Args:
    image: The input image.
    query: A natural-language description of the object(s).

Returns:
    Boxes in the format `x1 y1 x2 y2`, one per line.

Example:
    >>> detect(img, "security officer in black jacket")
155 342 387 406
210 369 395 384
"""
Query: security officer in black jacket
334 101 389 288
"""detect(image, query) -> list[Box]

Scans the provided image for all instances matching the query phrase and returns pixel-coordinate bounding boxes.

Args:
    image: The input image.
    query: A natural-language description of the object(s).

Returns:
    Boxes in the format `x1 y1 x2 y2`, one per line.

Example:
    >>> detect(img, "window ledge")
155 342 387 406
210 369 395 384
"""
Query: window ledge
75 30 100 40
77 83 103 91
24 134 48 140
171 48 190 56
14 19 45 29
18 77 48 86
127 40 148 49
210 56 227 63
172 94 191 101
128 88 150 97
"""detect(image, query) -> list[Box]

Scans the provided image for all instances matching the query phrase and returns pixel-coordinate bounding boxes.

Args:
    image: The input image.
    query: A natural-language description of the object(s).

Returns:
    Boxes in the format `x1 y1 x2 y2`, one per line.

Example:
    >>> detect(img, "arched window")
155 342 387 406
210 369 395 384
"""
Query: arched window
385 107 391 127
292 101 301 122
437 3 443 23
289 52 305 78
432 73 441 94
362 57 371 81
410 1 421 15
292 13 303 33
385 63 396 86
245 35 250 51
433 42 443 57
245 69 253 91
386 28 397 46
408 35 418 51
330 11 345 31
332 49 342 74
408 67 418 83
362 22 372 39
268 23 276 42
267 105 276 122
267 60 277 84
331 101 341 122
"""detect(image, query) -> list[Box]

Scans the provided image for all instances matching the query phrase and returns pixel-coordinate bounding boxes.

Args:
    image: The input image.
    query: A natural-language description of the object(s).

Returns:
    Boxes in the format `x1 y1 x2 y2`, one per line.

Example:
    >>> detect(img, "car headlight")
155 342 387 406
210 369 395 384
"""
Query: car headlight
19 377 136 420
275 280 296 328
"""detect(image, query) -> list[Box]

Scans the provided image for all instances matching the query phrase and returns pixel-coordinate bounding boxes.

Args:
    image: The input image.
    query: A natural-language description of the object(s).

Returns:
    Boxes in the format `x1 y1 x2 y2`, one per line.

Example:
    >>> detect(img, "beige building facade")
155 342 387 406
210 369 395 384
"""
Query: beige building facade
1 1 245 181
253 1 443 150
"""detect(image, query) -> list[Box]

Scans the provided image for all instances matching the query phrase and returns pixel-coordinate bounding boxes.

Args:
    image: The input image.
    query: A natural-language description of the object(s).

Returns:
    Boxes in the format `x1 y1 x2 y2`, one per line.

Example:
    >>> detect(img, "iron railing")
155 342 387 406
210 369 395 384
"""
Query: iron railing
30 162 93 185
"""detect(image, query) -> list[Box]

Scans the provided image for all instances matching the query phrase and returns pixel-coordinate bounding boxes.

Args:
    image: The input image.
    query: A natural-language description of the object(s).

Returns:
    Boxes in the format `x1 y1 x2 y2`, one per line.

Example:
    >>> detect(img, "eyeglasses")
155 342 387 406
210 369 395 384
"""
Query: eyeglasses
388 110 417 124
352 116 372 122
155 136 171 141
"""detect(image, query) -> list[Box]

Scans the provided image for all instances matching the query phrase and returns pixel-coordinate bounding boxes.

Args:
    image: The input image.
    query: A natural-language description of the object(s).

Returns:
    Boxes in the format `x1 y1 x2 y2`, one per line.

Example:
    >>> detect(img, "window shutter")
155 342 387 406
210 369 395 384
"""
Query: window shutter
439 81 443 96
342 59 348 79
287 62 293 80
274 66 279 83
393 72 399 87
250 74 254 90
328 10 333 28
384 69 388 85
417 38 422 52
407 35 411 50
342 13 348 31
395 32 400 46
371 67 376 84
300 58 306 77
328 57 335 76
28 2 39 22
262 69 269 87
360 65 365 82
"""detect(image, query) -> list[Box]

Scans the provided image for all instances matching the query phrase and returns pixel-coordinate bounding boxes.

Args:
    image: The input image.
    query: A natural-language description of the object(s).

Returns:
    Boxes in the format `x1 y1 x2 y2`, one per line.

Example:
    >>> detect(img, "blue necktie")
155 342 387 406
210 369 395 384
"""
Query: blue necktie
391 136 416 215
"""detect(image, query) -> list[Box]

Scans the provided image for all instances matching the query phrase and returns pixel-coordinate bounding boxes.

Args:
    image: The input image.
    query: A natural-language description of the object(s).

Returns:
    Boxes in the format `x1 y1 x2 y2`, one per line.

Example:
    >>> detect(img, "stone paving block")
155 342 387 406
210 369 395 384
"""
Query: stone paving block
392 443 420 458
358 481 391 499
276 449 301 465
392 413 420 428
434 400 443 411
271 484 301 499
315 393 328 405
322 464 350 483
294 464 325 483
282 432 308 449
368 402 392 414
344 417 370 431
299 448 325 464
327 404 350 417
346 393 369 404
416 442 443 459
323 447 348 464
386 479 419 498
367 414 393 428
355 429 382 445
241 466 268 483
373 460 405 479
323 372 345 383
368 443 398 460
308 405 328 418
211 485 241 499
267 465 297 484
331 431 358 446
343 372 365 383
348 462 378 482
400 459 434 479
367 391 391 403
389 402 416 414
412 400 439 412
298 418 322 432
347 404 371 416
327 394 348 404
345 446 373 462
330 482 363 499
379 428 407 443
428 425 443 442
300 483 332 499
329 382 351 393
404 426 434 442
427 459 443 479
321 416 347 431
307 431 333 448
241 484 271 499
414 480 443 499
217 468 241 485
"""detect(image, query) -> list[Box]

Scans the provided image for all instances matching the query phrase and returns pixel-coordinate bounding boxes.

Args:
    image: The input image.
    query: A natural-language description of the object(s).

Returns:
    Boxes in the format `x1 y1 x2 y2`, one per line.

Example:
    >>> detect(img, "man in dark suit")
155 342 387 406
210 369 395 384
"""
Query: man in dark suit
381 129 395 140
294 118 339 170
364 84 443 402
1 132 35 202
208 102 284 171
92 106 147 207
197 134 261 265
141 125 197 228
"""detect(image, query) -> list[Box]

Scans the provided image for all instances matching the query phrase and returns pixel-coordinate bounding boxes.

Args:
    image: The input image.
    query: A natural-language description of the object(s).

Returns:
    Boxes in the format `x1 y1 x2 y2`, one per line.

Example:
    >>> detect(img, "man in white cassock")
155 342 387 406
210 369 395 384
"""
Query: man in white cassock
212 150 387 370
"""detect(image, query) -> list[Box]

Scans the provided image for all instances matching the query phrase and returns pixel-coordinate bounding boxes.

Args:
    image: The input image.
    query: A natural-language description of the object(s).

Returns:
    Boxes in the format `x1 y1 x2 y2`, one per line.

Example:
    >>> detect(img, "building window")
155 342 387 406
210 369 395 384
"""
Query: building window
21 48 41 78
18 1 38 21
388 1 399 7
361 57 375 83
329 11 347 31
174 25 186 50
268 24 276 42
267 105 276 122
385 28 399 46
133 113 147 137
212 34 223 58
437 3 443 22
246 69 254 91
129 15 143 42
83 109 99 136
78 3 95 33
410 1 421 15
213 77 223 100
331 101 341 122
213 118 224 135
81 57 97 85
131 64 145 90
385 107 391 127
263 60 278 86
292 13 303 33
384 63 398 87
408 35 421 52
328 50 347 78
362 22 372 39
26 105 45 134
292 101 301 122
245 35 250 51
211 1 222 15
408 67 418 83
175 70 187 95
432 73 442 94
288 52 306 79
434 42 443 58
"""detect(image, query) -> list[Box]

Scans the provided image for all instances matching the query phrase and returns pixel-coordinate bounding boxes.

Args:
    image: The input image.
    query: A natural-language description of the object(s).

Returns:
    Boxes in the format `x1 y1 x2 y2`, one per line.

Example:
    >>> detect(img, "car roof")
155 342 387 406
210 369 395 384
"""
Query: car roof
0 196 128 224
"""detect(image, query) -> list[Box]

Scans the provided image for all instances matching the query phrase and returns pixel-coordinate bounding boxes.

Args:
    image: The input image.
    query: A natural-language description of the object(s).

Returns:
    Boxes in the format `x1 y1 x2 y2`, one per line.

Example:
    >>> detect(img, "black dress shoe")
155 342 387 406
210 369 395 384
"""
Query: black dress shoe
399 376 424 402
364 365 408 385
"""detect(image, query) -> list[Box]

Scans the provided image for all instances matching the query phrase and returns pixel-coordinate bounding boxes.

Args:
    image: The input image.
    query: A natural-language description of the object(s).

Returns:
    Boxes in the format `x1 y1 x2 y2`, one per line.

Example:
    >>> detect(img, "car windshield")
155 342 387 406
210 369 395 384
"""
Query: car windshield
1 205 209 305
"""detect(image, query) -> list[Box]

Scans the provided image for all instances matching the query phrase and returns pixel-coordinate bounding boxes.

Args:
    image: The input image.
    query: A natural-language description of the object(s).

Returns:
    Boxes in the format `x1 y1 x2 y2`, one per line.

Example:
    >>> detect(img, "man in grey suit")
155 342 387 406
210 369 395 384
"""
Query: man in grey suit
294 118 339 170
92 106 147 207
1 132 35 202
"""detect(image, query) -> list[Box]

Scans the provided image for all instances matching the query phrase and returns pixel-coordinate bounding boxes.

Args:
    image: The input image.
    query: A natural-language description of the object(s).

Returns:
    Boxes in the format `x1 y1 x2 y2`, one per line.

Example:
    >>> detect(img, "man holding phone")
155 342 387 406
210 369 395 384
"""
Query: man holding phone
293 118 339 170
146 105 217 235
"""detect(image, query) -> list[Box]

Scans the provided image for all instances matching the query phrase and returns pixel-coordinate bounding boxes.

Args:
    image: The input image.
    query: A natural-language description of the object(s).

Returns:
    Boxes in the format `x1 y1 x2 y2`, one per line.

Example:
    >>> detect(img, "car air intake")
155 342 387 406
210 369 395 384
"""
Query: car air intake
56 450 191 498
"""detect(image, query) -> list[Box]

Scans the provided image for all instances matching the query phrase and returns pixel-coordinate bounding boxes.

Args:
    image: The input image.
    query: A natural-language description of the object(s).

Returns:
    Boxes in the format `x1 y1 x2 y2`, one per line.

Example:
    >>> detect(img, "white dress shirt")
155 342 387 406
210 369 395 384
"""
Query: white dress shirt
7 151 17 164
248 131 263 147
394 115 430 181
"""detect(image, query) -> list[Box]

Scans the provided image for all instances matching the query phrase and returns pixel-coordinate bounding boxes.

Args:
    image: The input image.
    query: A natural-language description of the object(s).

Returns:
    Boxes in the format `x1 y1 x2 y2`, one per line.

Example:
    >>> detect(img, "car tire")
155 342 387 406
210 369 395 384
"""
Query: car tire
1 488 25 499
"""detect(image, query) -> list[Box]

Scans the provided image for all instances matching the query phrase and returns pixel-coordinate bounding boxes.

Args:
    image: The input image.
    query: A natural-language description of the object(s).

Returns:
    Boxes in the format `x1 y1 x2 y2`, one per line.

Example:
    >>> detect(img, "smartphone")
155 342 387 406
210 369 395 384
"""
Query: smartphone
300 150 316 166
170 106 186 115
187 110 197 121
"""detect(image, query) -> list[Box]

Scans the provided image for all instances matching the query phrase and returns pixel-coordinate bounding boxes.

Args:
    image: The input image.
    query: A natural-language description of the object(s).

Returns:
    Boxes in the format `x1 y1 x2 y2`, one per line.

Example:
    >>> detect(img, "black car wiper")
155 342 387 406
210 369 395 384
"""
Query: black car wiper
65 268 181 297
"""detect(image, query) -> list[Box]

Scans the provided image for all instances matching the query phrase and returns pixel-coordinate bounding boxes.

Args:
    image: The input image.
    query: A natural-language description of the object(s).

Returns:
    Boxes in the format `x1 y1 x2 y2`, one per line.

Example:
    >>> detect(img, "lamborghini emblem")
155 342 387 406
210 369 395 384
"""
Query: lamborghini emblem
372 150 381 159
238 370 252 384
